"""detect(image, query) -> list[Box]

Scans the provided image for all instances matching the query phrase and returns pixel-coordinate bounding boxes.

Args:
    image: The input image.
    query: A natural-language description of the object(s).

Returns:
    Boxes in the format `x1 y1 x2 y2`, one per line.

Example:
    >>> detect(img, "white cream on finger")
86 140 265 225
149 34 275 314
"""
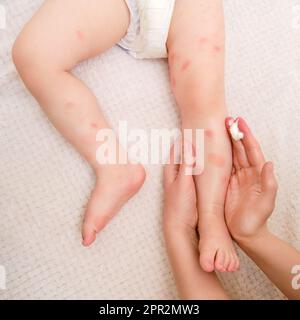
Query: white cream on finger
229 119 244 141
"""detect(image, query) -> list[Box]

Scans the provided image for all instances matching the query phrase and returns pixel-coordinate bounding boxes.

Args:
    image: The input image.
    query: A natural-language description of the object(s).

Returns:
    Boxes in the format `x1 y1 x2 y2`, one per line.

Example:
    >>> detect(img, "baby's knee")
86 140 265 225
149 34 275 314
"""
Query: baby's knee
13 33 35 73
12 32 54 88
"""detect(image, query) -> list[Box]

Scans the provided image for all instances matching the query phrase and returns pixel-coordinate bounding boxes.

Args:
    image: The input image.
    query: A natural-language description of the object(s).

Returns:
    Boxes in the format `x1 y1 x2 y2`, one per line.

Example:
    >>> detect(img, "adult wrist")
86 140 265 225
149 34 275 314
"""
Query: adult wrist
234 226 271 250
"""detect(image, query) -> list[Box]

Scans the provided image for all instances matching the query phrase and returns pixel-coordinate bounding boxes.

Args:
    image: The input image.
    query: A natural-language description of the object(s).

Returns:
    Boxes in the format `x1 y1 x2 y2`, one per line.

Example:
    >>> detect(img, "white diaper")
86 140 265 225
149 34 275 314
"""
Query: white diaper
118 0 176 59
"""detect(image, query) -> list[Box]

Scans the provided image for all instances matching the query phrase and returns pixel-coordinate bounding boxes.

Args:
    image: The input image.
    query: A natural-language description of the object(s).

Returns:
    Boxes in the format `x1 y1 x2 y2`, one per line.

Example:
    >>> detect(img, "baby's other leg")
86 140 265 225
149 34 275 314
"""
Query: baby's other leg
12 0 146 246
167 0 239 272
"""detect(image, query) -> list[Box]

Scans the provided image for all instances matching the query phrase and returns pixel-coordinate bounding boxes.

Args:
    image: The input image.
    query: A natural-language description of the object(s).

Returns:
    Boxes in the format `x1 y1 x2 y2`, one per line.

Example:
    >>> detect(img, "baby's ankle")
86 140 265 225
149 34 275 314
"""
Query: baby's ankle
199 203 225 218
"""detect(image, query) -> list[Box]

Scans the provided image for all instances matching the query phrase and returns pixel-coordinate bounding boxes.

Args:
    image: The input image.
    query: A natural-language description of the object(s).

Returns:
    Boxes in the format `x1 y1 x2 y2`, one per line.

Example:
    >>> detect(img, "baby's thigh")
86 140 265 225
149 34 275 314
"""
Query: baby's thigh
13 0 130 70
167 0 224 54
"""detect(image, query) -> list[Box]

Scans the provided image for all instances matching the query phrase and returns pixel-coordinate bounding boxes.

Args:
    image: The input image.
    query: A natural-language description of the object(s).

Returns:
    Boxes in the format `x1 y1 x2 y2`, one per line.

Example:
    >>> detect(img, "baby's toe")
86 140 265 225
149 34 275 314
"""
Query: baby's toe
82 201 110 247
199 245 216 272
228 252 240 272
227 254 237 272
223 251 232 272
82 221 97 247
215 250 226 272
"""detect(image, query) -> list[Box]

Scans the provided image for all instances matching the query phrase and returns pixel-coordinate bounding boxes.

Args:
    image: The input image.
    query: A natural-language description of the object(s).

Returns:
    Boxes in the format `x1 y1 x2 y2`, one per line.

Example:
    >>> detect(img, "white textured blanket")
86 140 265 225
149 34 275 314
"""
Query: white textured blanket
0 0 299 300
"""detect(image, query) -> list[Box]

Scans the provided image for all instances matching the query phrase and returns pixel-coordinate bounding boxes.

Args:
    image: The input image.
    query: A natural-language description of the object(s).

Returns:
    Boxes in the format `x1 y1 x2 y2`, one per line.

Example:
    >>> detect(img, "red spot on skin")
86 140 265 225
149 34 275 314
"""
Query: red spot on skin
171 77 177 88
181 60 191 72
207 153 226 168
199 37 208 44
205 129 215 139
213 46 222 53
76 30 84 41
91 122 99 129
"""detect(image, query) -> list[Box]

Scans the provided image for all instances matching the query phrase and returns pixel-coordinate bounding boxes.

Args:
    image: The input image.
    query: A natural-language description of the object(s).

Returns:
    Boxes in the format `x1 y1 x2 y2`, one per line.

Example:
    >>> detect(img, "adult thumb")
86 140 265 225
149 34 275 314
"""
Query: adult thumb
261 161 278 203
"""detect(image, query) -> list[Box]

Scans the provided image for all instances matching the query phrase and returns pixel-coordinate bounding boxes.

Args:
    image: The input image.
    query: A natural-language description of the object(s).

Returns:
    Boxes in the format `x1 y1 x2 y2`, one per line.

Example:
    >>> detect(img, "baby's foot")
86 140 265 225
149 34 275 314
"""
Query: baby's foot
198 213 240 273
82 163 146 246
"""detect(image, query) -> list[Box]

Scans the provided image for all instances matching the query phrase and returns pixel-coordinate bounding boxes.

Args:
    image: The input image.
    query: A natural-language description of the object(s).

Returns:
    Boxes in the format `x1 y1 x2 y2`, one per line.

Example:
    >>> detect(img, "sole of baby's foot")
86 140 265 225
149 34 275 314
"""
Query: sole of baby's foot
82 163 146 247
198 213 239 273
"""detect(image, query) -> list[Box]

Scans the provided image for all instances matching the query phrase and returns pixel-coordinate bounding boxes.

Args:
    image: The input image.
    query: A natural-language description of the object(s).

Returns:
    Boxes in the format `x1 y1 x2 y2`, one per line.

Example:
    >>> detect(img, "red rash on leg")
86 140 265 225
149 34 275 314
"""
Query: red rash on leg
205 129 215 139
171 77 177 88
76 30 84 41
199 37 208 44
213 46 222 53
91 122 99 129
181 60 191 72
207 153 226 168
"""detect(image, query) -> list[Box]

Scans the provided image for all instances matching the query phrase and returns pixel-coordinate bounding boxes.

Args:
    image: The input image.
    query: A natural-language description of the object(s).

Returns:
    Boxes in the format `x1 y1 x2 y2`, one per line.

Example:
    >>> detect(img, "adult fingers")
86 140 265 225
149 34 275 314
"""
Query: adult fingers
238 117 266 170
226 117 250 169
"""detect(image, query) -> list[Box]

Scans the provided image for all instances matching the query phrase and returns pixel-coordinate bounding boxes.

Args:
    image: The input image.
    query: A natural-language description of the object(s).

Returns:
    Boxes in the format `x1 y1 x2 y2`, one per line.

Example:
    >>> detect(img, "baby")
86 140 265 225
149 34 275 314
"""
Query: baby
12 0 238 272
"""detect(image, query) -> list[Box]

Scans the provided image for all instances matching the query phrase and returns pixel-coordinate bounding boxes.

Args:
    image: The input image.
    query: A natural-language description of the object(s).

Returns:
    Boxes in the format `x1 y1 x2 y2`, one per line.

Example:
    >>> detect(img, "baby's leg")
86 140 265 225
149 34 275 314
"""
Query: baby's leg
13 0 146 246
167 0 239 272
